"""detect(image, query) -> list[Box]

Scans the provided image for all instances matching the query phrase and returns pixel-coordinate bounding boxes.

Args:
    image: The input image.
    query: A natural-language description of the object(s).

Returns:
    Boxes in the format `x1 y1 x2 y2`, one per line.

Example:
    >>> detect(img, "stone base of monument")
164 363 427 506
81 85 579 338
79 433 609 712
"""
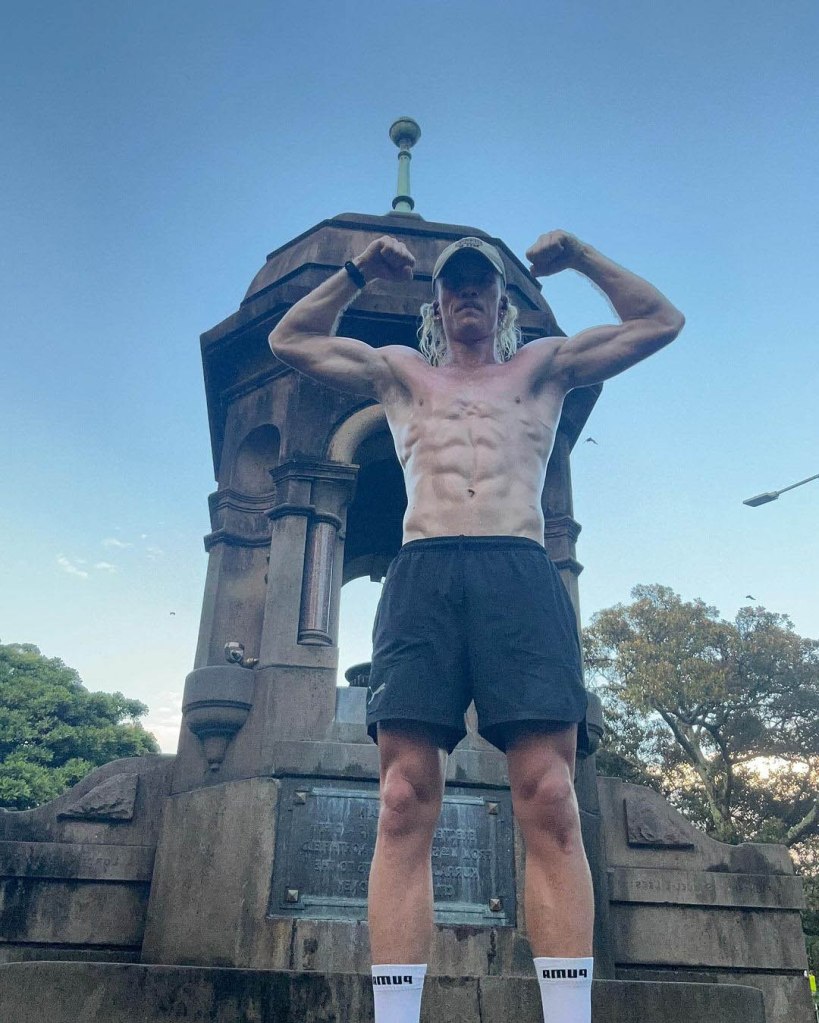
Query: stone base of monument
0 962 766 1022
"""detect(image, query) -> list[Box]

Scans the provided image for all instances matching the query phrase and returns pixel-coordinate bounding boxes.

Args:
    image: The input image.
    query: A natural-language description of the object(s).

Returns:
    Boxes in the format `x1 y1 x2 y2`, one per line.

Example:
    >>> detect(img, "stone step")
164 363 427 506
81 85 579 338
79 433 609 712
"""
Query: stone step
0 962 766 1022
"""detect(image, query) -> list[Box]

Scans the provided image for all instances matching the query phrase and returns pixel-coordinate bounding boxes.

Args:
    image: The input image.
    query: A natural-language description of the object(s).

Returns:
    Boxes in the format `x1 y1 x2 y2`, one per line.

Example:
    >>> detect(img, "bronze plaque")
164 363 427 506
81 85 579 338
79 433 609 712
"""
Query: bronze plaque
270 779 515 926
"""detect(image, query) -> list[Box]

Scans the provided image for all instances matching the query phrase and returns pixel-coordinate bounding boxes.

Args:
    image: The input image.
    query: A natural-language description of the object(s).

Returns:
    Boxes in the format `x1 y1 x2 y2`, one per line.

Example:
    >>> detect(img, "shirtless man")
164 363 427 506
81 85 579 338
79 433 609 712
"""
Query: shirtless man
268 230 684 1023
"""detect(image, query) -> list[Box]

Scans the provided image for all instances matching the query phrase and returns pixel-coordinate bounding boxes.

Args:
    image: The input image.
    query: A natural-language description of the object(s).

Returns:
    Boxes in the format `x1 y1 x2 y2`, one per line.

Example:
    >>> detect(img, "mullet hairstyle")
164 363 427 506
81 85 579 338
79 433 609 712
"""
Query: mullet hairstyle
417 300 522 366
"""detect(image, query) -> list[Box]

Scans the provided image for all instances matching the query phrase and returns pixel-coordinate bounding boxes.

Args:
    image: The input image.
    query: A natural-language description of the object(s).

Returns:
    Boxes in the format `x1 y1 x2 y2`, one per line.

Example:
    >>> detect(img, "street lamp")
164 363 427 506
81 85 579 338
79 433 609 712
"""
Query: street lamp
743 472 819 507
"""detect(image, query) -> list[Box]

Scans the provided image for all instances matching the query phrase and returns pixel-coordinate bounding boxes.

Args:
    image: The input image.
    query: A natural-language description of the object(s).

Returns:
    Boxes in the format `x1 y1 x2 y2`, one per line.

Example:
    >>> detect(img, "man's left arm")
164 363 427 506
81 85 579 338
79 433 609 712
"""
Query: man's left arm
526 230 685 390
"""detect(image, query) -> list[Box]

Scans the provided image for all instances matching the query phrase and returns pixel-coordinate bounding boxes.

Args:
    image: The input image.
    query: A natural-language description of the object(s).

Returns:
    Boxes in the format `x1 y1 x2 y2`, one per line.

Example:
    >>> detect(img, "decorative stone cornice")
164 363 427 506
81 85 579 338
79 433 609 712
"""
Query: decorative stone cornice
204 529 272 552
208 488 275 515
266 505 343 531
543 514 582 544
550 556 584 577
543 515 583 576
269 459 359 487
205 488 275 550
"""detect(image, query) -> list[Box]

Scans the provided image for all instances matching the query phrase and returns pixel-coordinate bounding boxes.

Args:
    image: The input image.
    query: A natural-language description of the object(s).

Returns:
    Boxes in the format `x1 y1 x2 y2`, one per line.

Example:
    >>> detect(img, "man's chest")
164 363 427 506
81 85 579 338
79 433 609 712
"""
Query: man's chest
386 372 563 460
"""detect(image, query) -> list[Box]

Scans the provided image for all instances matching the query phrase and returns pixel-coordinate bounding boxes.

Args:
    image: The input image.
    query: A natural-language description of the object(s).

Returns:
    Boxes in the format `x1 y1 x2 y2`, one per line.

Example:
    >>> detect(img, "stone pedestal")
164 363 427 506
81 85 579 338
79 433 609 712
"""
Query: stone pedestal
141 744 535 978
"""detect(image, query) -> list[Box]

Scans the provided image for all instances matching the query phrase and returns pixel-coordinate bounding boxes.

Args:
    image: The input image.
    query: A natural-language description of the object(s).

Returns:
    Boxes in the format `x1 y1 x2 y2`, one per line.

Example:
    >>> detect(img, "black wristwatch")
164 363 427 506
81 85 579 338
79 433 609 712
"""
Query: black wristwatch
344 261 367 289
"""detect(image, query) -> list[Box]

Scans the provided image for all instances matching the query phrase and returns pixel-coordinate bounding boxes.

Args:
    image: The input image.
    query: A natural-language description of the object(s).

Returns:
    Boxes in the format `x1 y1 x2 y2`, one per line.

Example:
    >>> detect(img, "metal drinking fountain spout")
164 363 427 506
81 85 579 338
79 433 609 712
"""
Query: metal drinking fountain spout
389 117 421 216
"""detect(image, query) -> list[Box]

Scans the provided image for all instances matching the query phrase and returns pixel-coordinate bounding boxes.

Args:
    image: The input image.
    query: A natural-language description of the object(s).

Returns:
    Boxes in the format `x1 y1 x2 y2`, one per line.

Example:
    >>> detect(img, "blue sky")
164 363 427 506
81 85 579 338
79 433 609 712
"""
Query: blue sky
2 1 817 751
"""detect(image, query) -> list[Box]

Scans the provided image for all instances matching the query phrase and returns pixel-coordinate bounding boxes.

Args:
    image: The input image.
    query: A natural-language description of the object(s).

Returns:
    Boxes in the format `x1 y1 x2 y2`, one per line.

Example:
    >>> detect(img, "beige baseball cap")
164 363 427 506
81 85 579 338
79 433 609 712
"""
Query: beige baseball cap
432 236 506 288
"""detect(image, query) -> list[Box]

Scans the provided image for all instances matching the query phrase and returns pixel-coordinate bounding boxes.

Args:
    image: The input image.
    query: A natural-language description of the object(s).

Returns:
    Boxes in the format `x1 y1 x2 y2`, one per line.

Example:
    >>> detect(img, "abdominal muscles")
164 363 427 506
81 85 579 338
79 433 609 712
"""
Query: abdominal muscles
395 394 558 543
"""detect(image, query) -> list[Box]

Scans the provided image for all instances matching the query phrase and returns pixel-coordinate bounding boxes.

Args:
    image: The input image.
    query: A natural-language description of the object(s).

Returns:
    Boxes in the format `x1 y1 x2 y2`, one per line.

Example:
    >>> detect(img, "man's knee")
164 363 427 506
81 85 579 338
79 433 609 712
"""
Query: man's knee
378 768 442 841
513 769 582 852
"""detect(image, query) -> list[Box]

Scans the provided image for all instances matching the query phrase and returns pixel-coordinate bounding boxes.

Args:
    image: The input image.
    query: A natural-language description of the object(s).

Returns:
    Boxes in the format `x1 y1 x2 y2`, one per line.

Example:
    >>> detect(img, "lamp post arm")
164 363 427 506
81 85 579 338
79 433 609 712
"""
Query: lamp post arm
775 472 819 496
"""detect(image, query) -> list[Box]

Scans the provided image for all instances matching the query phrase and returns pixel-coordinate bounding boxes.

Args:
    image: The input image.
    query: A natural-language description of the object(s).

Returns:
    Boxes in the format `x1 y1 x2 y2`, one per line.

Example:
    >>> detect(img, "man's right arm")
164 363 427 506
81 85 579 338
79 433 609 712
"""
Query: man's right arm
268 236 416 399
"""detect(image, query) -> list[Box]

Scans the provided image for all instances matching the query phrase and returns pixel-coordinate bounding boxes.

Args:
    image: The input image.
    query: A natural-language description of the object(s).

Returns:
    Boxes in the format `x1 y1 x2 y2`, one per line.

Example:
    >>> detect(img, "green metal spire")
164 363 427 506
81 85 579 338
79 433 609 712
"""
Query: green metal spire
389 117 421 213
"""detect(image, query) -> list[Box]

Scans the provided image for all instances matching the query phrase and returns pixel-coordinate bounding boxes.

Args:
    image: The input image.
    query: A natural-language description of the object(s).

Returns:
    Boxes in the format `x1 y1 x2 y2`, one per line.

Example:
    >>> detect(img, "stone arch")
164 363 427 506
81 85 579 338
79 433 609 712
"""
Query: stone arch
230 424 280 494
325 406 406 585
326 404 386 463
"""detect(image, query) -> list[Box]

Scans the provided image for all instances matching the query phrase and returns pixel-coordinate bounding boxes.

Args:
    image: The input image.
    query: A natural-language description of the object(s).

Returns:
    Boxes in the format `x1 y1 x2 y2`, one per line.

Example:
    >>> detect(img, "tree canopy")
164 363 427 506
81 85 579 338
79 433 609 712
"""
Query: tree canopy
0 641 160 810
582 584 819 967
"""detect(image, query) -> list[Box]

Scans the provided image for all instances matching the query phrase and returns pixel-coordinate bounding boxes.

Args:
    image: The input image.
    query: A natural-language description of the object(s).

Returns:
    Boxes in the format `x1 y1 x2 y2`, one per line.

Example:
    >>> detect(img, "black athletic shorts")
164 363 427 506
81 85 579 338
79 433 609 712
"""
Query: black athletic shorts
365 535 588 754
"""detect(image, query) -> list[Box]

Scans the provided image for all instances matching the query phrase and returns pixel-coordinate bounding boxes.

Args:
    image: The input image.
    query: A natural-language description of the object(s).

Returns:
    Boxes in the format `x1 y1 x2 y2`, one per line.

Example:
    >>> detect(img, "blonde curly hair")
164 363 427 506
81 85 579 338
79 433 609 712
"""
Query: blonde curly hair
417 300 522 366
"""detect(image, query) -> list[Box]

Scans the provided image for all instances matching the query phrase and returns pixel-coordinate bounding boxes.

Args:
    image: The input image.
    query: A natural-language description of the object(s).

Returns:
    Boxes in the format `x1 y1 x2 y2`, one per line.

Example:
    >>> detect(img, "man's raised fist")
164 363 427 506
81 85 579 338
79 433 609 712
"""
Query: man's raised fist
526 230 585 278
355 236 416 283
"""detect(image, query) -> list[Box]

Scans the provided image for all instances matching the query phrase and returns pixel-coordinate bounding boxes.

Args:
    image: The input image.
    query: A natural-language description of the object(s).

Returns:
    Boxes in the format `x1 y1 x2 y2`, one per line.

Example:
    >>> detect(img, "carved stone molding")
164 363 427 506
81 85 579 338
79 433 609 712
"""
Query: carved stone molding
182 664 256 771
205 488 275 550
57 774 139 822
269 458 359 490
624 790 696 849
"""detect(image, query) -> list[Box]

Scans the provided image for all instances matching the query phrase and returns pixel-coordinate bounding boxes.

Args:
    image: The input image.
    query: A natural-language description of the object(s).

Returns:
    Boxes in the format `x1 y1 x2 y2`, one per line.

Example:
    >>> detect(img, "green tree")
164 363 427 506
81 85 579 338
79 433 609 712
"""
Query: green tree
0 641 159 810
582 585 819 966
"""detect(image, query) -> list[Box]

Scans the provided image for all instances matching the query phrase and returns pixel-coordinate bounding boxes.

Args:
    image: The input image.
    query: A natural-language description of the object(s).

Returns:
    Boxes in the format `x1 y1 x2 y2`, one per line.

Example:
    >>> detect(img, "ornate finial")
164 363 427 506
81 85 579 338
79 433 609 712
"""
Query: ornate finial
389 117 421 213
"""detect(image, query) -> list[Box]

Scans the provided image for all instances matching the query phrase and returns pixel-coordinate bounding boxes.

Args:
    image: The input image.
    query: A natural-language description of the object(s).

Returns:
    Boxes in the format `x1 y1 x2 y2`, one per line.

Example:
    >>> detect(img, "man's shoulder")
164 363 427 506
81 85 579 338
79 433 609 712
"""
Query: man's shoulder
375 345 429 404
380 345 430 380
504 336 572 397
508 335 566 375
511 335 563 359
380 344 427 365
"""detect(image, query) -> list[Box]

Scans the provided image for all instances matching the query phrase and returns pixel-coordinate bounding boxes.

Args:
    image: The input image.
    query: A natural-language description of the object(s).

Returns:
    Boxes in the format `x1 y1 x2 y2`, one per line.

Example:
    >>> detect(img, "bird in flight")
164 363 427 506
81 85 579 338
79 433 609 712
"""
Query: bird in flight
584 437 598 445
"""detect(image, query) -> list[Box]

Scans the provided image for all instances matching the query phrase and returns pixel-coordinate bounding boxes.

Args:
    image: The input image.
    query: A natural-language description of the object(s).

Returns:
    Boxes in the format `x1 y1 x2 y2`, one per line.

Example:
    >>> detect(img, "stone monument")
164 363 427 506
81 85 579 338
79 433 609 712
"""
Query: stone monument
0 120 812 1022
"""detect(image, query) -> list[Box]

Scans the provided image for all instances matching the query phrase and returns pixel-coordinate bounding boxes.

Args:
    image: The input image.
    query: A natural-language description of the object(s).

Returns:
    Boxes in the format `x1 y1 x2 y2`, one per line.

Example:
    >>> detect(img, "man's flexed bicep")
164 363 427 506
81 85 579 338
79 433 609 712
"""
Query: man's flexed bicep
549 319 681 390
268 236 416 399
525 229 685 391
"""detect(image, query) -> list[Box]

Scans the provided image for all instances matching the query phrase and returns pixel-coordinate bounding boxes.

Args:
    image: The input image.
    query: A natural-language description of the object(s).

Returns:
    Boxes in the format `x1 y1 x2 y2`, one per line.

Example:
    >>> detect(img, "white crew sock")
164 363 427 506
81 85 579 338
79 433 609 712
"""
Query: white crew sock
534 956 594 1023
371 964 427 1023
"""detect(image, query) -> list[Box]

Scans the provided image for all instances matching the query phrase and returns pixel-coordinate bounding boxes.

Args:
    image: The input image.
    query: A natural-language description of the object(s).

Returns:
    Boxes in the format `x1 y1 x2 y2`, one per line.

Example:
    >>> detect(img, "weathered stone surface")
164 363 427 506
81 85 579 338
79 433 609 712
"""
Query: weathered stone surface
624 789 695 848
611 903 808 970
576 750 616 977
599 775 810 1020
0 879 147 947
620 967 815 1023
57 774 139 821
0 946 139 964
0 964 767 1023
0 756 173 847
181 664 256 772
142 777 280 966
600 778 793 874
0 759 172 964
0 841 154 882
608 865 805 909
142 776 529 978
481 974 766 1023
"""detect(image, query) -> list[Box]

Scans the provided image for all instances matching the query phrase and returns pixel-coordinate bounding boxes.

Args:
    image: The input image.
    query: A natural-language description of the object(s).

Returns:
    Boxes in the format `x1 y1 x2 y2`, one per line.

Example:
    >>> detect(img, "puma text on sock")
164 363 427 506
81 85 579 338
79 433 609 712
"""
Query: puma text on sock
371 964 427 1023
534 956 593 1023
